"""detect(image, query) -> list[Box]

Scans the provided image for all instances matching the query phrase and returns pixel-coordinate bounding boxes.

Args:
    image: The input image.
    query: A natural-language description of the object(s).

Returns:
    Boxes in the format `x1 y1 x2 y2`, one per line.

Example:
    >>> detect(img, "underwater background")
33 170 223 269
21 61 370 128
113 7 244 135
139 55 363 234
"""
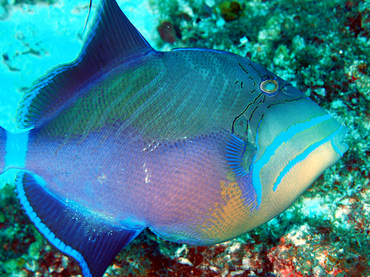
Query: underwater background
0 0 369 276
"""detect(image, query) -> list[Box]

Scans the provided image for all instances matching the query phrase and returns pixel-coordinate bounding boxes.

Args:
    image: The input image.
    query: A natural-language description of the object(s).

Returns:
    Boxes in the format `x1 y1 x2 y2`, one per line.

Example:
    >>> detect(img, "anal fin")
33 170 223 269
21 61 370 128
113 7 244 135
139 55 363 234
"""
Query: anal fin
16 172 142 277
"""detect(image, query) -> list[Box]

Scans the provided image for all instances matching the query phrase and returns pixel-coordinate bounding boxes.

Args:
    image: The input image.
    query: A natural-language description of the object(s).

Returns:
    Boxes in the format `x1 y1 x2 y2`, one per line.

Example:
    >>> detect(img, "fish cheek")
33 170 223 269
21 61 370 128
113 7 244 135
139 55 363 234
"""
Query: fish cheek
251 97 348 223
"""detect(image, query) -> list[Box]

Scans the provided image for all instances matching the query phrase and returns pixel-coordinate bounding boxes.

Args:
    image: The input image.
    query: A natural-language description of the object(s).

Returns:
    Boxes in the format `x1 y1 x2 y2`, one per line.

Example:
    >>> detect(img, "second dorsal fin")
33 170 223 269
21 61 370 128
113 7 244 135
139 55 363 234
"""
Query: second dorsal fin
16 0 153 130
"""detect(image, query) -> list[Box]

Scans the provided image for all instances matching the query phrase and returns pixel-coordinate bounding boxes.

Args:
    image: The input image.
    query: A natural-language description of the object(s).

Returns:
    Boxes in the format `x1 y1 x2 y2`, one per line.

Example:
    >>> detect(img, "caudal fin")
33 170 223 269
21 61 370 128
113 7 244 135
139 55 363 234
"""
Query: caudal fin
0 128 29 176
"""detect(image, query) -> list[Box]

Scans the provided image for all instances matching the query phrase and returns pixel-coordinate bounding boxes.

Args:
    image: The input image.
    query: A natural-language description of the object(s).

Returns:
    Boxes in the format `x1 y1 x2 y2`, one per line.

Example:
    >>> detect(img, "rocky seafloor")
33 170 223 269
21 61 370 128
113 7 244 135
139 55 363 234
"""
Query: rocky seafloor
0 0 369 276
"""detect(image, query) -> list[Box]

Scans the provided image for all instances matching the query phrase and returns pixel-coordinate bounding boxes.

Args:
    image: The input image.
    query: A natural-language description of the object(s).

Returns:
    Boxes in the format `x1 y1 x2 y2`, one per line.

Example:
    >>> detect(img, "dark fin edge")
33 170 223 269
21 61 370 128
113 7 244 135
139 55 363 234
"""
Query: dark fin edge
16 0 153 130
16 172 142 277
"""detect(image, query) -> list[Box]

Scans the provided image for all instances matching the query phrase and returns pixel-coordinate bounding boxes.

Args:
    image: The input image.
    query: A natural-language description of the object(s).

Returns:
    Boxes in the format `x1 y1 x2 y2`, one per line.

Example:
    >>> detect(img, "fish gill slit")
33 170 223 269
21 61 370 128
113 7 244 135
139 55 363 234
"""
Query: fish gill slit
231 100 256 133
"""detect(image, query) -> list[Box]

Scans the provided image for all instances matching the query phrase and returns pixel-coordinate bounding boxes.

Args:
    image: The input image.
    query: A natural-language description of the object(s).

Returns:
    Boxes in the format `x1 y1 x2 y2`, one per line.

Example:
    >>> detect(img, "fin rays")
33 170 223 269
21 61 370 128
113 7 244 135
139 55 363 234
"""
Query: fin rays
16 172 142 277
16 0 153 130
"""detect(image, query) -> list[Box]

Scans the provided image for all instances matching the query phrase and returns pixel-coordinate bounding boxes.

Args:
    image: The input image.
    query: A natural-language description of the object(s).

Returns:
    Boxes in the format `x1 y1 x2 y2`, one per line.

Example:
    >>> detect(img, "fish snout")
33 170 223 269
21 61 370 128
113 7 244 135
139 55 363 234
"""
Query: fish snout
252 97 349 207
331 123 349 157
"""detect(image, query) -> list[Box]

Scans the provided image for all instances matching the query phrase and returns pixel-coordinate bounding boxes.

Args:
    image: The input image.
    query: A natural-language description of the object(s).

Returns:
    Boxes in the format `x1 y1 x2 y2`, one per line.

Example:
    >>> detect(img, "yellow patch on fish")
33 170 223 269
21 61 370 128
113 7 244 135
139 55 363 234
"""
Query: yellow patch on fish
199 180 252 241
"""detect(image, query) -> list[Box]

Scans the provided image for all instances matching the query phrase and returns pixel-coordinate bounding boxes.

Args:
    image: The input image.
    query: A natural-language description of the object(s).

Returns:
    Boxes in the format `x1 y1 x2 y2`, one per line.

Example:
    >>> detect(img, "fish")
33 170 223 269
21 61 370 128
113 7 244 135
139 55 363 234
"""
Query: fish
0 0 349 276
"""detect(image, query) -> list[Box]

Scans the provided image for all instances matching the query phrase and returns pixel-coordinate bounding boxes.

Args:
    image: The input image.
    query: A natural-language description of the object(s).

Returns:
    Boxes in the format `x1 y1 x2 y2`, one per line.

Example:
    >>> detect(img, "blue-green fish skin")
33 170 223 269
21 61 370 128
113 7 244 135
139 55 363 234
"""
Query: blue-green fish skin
0 0 348 276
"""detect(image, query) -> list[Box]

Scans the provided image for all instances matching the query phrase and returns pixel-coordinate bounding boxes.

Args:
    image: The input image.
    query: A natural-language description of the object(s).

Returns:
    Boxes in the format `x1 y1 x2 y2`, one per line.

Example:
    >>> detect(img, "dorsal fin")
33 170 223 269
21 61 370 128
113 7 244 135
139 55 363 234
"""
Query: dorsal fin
81 0 152 66
16 0 153 130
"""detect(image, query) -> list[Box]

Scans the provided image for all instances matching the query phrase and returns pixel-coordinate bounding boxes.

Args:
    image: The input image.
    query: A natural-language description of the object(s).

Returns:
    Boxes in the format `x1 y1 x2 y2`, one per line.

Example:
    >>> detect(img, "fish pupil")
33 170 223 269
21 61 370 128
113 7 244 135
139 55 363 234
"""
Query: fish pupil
260 79 279 95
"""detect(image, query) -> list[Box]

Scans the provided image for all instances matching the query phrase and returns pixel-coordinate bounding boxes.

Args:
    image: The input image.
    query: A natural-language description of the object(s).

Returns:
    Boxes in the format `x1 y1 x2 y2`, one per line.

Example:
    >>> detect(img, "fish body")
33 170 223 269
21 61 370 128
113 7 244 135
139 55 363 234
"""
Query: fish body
0 0 348 276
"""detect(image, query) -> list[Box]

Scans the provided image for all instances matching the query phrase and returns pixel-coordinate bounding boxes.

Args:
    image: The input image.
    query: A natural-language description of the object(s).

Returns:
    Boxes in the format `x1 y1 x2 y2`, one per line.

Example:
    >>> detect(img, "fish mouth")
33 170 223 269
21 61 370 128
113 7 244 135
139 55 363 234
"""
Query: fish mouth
331 125 349 157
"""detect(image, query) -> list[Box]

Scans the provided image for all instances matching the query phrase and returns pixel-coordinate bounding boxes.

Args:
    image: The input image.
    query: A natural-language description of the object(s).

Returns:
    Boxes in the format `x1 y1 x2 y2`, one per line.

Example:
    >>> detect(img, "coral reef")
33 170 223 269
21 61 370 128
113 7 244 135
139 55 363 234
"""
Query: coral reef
0 0 369 276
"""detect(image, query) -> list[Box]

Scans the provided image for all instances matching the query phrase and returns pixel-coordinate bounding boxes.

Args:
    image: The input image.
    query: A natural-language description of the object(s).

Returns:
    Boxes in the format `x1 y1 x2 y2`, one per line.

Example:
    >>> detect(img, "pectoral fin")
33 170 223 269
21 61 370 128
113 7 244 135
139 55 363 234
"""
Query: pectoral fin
223 131 256 177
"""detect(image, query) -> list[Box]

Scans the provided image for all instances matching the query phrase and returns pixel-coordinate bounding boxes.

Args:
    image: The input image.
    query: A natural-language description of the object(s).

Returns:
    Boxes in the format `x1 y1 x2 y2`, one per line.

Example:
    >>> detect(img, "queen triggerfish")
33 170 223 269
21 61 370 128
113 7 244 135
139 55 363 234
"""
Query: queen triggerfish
0 0 349 276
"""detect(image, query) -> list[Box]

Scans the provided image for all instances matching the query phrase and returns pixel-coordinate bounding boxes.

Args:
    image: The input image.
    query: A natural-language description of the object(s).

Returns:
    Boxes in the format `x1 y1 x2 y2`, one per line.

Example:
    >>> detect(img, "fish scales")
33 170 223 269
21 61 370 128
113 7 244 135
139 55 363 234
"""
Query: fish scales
0 0 348 276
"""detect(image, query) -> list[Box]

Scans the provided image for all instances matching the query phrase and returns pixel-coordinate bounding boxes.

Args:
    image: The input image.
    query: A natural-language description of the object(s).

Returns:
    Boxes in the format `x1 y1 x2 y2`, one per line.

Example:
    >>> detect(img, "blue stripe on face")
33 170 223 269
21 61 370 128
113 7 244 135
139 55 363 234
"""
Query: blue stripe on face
252 114 333 208
251 117 263 208
16 172 92 277
272 125 346 191
5 131 29 170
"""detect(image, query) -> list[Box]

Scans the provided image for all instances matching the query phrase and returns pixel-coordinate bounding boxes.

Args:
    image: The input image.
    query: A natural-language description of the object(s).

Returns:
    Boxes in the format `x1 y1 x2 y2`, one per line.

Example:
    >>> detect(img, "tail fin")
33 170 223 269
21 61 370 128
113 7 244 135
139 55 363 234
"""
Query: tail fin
0 127 29 176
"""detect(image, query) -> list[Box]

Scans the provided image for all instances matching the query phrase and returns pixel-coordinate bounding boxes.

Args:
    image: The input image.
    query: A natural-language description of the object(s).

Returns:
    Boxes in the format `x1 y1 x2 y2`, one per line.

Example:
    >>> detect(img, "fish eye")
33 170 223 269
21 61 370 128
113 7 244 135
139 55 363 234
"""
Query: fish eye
260 79 279 95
